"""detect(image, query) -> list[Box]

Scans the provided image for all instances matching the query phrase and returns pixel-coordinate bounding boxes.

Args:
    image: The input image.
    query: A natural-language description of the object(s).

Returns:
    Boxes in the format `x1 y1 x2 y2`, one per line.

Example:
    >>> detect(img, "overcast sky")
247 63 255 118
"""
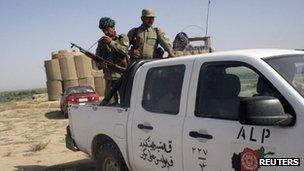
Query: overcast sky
0 0 303 91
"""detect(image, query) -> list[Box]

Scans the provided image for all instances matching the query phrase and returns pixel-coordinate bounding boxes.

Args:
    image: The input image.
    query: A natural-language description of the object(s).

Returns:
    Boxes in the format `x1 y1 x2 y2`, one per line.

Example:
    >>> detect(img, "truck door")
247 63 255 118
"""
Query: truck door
131 60 193 171
183 59 299 171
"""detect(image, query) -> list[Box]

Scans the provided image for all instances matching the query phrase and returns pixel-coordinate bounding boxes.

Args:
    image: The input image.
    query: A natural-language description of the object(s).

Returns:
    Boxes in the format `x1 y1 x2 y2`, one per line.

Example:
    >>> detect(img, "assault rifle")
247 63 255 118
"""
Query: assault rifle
70 43 126 74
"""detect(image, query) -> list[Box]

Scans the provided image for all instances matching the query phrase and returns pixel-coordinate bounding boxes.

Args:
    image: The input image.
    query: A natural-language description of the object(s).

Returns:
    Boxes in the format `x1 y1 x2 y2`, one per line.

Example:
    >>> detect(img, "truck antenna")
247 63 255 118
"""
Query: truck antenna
205 0 211 37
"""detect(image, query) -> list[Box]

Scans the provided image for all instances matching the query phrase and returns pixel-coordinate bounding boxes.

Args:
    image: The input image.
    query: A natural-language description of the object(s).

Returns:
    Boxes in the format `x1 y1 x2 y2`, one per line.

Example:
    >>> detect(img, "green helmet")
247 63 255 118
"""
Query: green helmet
99 17 115 29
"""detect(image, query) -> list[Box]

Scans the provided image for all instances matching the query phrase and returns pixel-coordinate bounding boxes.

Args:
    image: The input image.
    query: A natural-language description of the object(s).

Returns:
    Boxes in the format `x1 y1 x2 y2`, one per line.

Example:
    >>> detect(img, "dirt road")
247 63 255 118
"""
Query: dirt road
0 94 95 171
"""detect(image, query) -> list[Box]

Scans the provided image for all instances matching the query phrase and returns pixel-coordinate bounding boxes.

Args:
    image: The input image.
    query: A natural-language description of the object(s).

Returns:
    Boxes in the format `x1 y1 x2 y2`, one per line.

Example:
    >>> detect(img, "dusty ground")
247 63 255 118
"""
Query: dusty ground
0 94 95 171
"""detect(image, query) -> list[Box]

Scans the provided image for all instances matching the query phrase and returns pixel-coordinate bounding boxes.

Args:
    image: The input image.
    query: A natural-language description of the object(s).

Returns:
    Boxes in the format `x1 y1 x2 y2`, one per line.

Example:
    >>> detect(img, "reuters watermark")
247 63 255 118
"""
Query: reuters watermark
258 158 300 166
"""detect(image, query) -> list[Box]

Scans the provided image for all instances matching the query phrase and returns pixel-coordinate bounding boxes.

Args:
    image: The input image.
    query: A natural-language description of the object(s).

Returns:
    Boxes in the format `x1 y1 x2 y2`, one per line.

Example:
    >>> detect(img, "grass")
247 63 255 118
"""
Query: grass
29 141 50 152
0 88 46 104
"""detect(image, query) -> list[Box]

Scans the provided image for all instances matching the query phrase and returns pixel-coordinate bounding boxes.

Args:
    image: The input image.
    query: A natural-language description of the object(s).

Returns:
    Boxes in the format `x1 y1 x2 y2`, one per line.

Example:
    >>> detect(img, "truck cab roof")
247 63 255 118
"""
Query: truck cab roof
153 49 304 62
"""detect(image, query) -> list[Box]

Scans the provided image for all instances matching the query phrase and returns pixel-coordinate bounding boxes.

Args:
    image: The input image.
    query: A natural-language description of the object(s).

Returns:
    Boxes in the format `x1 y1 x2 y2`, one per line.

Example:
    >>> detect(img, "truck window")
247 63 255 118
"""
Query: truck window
225 66 259 97
195 62 279 120
265 55 304 98
142 65 185 115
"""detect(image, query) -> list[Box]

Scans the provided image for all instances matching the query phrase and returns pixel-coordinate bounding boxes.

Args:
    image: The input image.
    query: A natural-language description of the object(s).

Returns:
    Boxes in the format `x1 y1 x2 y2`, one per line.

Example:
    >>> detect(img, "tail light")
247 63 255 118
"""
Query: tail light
66 95 78 104
88 94 99 102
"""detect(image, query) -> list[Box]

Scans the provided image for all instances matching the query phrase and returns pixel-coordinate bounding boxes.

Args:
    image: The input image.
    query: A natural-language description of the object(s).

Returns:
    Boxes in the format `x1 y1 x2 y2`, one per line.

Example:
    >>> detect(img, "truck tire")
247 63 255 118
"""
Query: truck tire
95 143 128 171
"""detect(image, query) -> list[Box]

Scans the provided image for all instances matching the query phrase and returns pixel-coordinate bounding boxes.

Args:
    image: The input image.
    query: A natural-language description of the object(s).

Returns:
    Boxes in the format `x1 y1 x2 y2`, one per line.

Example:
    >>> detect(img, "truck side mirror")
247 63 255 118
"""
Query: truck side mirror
239 96 293 126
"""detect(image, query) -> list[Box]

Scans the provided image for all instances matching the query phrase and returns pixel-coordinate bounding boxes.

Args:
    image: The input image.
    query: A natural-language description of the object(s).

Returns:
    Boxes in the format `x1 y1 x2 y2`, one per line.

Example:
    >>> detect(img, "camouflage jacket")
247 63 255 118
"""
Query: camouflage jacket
128 25 170 59
95 34 129 80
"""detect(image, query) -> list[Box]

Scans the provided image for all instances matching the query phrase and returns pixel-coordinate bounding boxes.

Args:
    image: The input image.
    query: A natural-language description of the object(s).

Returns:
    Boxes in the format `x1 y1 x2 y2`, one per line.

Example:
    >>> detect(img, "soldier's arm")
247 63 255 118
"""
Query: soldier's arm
127 28 136 47
95 39 103 57
108 34 129 56
127 28 141 58
95 40 107 69
156 28 175 57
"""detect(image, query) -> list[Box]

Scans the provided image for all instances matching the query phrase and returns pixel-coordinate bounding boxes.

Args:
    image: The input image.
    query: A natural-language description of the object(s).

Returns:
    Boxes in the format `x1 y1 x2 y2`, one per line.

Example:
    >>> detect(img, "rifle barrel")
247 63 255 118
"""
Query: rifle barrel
70 43 126 73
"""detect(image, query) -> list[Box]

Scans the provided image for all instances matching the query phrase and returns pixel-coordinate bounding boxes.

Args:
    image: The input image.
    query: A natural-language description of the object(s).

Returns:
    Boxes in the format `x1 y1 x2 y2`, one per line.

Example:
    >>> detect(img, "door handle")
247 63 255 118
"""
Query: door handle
189 131 213 139
137 124 153 130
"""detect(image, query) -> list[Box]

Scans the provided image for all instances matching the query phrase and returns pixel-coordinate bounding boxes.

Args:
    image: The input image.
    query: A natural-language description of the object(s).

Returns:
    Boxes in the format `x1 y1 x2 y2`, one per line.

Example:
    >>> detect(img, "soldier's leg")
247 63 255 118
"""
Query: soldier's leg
106 79 120 105
105 79 115 104
111 80 120 104
104 79 110 97
117 81 123 103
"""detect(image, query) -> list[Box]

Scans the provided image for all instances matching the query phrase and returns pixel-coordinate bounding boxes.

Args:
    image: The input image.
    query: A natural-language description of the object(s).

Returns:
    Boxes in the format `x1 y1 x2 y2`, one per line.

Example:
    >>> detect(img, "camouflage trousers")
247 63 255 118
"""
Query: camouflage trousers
104 79 121 105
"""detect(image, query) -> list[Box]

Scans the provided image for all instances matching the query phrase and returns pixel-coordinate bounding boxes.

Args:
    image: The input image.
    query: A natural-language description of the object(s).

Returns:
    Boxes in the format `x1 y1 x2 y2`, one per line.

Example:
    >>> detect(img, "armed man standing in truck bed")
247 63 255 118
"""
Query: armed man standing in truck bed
128 9 175 59
95 17 129 104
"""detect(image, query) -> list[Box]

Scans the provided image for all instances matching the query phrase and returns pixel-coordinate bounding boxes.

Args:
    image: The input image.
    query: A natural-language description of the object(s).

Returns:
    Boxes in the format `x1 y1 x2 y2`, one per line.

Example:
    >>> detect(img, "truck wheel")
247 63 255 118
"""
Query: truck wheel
95 143 128 171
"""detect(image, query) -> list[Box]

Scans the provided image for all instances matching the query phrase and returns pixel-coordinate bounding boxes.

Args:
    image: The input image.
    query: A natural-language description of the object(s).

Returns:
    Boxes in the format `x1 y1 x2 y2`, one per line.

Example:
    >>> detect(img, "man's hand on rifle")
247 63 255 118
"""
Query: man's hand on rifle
102 36 112 45
97 63 107 70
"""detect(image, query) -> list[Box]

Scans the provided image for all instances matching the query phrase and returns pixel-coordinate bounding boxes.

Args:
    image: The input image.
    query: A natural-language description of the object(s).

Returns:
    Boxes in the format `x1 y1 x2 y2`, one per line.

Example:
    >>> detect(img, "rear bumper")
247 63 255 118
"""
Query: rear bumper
65 125 79 152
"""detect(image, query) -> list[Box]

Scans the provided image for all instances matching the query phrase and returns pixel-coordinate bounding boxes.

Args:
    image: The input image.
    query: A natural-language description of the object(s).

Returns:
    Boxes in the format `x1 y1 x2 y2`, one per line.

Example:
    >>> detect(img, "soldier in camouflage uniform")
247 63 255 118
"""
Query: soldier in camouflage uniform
128 9 175 59
95 17 129 104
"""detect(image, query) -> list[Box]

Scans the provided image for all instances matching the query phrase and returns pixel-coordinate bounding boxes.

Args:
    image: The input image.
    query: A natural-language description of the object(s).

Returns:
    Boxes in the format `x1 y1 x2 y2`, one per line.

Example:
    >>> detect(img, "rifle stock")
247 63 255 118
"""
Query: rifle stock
70 43 126 73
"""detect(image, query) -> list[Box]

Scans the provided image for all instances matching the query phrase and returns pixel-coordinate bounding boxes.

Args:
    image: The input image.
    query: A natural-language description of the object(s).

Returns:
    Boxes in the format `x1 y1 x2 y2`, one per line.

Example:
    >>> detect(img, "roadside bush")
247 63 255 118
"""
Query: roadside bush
0 88 46 104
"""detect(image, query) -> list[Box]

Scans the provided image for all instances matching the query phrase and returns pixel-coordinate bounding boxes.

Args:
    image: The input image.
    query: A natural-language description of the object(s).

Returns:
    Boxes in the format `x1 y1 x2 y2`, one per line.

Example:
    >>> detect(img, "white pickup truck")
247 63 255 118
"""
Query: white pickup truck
66 49 304 171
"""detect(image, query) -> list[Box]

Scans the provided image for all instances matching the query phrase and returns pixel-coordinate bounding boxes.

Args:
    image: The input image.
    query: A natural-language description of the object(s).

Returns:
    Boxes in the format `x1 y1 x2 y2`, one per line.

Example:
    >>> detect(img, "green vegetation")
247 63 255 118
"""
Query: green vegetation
0 88 46 104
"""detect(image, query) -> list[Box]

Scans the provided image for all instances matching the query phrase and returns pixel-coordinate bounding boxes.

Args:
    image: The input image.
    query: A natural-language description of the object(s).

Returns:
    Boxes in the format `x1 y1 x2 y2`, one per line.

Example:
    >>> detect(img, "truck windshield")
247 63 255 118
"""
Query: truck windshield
265 55 304 98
